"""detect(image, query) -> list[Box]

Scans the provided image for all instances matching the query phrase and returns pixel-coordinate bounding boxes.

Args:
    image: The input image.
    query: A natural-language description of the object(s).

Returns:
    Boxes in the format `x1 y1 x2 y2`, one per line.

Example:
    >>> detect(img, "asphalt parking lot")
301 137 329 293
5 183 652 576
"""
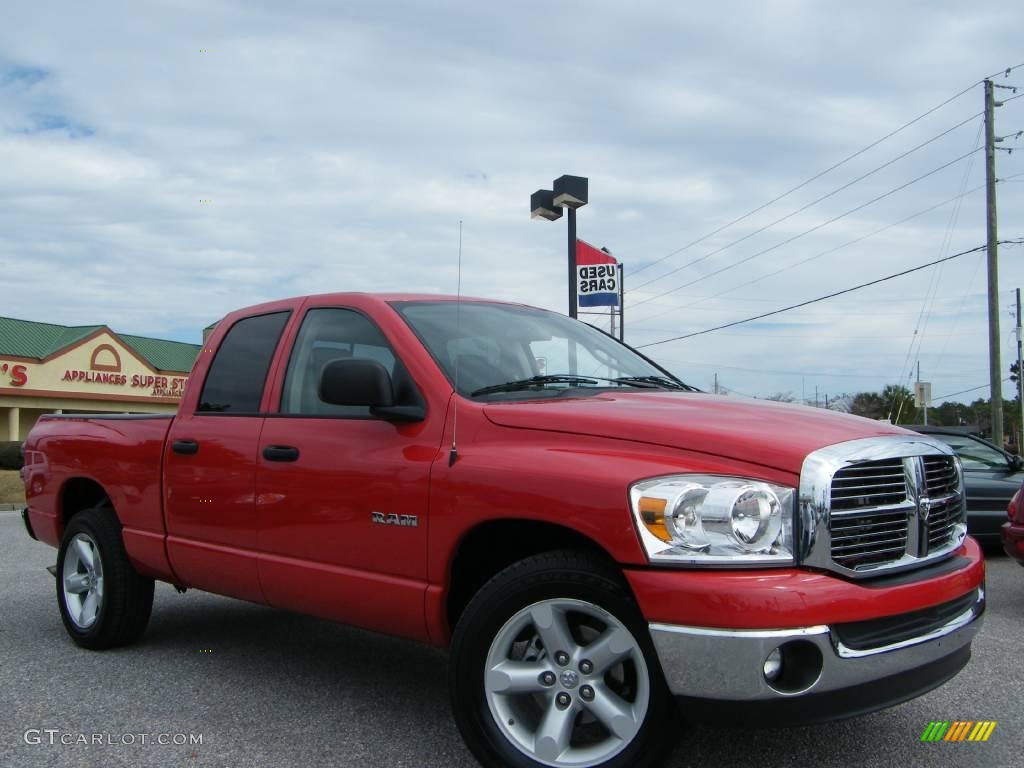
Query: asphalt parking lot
1 512 1020 768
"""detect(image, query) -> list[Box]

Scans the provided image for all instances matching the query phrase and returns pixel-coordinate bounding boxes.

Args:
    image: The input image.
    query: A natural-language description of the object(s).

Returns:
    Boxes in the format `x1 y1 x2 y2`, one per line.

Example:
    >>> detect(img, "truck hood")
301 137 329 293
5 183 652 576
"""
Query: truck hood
483 392 909 474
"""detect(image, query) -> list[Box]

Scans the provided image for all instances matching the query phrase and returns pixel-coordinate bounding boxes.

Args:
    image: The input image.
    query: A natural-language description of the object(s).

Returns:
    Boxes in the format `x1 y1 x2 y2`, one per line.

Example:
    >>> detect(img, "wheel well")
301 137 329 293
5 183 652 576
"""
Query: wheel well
60 478 111 527
446 520 619 632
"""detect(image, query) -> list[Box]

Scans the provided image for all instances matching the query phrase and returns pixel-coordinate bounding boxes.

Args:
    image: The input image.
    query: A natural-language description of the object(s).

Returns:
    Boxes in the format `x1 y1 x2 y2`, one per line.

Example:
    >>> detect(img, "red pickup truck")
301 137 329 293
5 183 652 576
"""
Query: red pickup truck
21 293 985 768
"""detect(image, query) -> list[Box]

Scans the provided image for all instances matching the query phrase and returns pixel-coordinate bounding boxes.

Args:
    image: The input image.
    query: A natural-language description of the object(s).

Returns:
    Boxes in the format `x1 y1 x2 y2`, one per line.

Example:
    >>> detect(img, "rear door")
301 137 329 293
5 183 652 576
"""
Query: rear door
163 309 291 602
254 303 442 640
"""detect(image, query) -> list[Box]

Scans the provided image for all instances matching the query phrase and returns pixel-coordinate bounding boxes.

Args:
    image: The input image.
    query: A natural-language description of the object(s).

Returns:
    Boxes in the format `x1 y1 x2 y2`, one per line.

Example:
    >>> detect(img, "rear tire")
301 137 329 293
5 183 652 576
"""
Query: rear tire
449 550 676 768
56 504 154 649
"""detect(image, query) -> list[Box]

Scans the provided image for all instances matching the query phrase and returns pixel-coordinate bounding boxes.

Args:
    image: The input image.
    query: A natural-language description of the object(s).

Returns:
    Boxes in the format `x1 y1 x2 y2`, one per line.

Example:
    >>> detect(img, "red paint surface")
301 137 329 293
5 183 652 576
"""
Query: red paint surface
21 293 987 649
1002 488 1024 563
627 538 984 628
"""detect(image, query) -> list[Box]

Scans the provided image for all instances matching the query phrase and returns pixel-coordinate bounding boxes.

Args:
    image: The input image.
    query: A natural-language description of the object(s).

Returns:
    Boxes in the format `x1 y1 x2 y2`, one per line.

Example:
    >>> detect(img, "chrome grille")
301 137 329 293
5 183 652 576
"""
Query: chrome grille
923 455 963 549
924 455 958 497
830 458 907 510
829 458 909 568
800 437 968 578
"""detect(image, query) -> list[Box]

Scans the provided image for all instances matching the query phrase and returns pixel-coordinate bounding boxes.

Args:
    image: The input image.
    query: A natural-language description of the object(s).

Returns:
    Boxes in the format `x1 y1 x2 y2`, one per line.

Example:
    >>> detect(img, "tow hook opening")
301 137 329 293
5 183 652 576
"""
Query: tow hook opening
763 640 824 694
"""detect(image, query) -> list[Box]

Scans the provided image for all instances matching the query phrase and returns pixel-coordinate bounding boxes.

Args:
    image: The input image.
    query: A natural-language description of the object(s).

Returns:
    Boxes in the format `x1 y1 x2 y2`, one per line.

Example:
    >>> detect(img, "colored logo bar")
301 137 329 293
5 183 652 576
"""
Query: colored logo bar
920 721 997 742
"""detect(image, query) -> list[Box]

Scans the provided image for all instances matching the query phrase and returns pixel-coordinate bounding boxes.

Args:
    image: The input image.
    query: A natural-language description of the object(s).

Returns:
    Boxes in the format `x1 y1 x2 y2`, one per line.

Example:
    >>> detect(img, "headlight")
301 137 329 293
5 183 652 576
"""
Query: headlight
630 475 795 565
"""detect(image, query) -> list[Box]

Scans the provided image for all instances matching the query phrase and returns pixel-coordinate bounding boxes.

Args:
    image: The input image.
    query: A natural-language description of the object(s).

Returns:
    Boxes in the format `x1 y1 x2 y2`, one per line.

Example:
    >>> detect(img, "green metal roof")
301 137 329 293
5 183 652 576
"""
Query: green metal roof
118 334 201 373
0 316 199 373
0 317 101 359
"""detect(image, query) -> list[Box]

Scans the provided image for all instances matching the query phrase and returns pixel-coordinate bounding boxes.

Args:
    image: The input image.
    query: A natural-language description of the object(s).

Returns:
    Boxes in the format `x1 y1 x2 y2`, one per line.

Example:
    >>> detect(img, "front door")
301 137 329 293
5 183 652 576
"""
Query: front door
255 306 441 640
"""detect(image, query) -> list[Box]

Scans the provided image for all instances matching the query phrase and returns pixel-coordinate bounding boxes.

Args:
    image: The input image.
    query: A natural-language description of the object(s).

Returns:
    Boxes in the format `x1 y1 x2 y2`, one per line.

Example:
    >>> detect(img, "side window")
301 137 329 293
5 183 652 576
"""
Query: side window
197 312 290 413
281 308 400 417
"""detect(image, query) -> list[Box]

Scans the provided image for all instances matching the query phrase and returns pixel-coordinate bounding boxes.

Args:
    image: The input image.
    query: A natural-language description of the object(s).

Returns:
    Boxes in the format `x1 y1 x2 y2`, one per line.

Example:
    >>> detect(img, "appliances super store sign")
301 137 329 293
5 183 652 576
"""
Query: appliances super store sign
0 349 187 400
61 369 188 398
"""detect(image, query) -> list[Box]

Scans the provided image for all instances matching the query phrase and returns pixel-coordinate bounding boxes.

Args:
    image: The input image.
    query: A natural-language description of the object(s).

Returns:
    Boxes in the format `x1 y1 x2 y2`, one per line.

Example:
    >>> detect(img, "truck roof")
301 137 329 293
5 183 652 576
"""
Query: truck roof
222 292 531 319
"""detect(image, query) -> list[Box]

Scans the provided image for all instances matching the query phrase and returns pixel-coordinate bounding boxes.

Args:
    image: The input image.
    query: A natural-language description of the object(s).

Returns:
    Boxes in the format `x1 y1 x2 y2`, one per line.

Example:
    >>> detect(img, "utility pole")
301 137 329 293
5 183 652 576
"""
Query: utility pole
1017 288 1023 452
985 79 1003 446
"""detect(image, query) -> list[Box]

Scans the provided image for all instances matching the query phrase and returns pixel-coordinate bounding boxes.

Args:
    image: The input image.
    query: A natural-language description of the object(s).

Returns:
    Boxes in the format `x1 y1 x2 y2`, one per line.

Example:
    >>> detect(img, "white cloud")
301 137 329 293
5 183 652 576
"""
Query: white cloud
0 0 1021 404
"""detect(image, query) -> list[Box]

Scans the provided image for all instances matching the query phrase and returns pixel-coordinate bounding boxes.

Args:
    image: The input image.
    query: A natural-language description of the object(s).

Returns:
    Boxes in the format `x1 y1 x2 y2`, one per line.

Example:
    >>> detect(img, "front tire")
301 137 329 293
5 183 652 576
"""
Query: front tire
56 504 154 649
450 551 675 768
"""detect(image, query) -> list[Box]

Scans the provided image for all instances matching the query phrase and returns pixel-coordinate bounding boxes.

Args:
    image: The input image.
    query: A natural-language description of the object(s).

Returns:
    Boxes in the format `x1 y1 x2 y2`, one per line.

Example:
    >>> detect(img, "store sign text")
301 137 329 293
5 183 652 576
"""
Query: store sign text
1 362 29 387
60 369 187 398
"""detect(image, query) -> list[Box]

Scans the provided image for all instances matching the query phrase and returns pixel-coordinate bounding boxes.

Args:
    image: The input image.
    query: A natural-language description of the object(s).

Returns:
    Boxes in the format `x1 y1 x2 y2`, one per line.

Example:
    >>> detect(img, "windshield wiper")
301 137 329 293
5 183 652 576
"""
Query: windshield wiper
470 375 601 397
613 375 698 392
470 373 690 397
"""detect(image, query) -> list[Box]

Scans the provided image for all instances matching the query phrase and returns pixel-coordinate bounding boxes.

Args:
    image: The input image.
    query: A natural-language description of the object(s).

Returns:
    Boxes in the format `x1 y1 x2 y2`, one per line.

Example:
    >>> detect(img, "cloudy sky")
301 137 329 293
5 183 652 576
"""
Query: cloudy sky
1 1 1022 404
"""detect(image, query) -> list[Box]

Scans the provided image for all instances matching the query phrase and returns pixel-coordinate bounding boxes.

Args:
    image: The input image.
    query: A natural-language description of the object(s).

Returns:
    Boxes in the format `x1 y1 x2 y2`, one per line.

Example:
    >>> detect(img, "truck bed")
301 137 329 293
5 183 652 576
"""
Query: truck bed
21 413 175 579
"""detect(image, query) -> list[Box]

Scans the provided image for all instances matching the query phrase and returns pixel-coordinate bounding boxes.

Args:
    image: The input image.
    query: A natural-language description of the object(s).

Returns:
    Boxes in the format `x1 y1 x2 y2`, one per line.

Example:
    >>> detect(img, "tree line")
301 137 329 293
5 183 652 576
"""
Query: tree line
757 381 1023 447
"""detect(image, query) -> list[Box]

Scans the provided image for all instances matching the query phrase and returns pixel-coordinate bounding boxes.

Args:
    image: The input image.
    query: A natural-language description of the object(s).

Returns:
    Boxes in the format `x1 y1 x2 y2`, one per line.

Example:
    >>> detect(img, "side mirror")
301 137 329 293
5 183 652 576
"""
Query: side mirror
319 359 394 408
1011 454 1023 472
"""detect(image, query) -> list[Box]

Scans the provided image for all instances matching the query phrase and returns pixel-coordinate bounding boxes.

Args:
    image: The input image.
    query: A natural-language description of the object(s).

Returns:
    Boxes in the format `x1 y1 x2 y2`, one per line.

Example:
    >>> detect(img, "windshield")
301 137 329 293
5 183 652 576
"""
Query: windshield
394 301 689 399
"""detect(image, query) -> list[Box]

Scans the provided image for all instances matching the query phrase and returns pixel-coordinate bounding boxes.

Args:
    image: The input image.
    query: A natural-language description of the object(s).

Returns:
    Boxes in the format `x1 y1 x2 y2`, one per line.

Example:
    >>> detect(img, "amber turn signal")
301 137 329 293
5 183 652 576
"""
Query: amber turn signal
638 497 671 542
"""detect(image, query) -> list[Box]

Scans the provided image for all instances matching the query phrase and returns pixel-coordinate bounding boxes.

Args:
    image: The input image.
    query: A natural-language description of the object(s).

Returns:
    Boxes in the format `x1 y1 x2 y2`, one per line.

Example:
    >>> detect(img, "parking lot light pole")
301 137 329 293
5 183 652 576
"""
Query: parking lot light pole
530 175 589 319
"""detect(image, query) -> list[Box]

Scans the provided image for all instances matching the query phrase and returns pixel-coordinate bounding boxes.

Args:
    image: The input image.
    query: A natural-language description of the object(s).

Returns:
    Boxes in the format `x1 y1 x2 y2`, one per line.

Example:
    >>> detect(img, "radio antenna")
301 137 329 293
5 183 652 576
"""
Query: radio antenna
449 220 463 467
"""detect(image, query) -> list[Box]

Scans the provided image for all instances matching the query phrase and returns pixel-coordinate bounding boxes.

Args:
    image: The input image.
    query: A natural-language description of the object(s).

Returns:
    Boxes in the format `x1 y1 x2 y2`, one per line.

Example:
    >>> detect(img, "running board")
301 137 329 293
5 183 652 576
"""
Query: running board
46 565 57 577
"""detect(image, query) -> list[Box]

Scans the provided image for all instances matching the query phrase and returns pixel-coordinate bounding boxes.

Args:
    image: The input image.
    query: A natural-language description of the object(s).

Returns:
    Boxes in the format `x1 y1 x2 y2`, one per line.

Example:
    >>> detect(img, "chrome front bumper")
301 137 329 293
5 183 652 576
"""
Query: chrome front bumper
649 587 984 701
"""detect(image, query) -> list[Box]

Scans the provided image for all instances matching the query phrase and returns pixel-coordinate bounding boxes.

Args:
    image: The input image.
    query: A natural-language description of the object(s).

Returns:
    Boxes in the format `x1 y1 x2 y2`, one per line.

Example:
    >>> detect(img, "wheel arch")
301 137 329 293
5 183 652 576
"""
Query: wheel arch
445 518 630 634
59 477 114 530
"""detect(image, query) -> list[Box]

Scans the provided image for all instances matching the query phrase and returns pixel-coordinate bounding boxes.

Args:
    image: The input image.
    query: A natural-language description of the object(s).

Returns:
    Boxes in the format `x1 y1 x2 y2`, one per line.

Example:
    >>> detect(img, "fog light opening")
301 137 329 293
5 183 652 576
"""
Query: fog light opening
763 647 783 682
764 640 823 694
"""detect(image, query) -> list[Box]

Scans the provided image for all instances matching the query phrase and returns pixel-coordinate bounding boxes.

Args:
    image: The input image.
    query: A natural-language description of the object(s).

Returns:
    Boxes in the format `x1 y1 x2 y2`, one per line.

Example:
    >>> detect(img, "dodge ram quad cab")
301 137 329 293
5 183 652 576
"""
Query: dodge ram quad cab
21 293 985 768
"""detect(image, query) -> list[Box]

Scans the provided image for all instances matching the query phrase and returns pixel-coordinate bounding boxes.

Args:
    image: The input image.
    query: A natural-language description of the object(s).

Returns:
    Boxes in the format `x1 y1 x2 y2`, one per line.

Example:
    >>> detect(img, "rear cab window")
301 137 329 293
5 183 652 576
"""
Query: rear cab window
198 311 290 413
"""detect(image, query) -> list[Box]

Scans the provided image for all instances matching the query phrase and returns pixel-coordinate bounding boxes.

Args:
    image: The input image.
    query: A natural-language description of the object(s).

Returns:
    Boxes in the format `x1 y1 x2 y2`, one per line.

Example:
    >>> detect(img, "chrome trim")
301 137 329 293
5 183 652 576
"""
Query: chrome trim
833 587 985 658
649 589 983 701
651 624 830 640
798 436 967 578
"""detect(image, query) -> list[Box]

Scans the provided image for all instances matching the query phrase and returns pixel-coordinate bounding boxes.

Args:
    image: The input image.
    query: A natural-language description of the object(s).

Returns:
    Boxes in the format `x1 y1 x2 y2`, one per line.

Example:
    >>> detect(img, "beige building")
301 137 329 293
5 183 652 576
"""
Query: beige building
0 316 200 441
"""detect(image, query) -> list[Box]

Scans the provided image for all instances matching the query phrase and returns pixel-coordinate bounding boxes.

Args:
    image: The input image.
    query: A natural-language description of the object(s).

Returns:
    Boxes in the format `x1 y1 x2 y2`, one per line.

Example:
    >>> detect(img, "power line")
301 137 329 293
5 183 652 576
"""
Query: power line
627 180 988 326
629 147 985 311
631 171 1021 325
929 250 987 372
642 331 982 340
934 379 1012 401
626 61 1024 282
635 242 1024 349
653 357 984 380
627 113 983 295
893 120 984 412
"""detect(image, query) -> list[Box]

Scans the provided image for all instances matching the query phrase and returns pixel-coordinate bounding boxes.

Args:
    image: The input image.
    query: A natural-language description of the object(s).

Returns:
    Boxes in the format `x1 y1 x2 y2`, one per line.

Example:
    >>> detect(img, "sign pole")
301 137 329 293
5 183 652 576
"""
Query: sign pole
568 208 578 319
618 263 624 341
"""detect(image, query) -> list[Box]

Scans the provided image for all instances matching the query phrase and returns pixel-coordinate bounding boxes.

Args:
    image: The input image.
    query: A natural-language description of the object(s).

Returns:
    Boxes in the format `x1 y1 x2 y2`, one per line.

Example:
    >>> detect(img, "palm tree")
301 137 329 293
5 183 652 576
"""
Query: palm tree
881 384 915 424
